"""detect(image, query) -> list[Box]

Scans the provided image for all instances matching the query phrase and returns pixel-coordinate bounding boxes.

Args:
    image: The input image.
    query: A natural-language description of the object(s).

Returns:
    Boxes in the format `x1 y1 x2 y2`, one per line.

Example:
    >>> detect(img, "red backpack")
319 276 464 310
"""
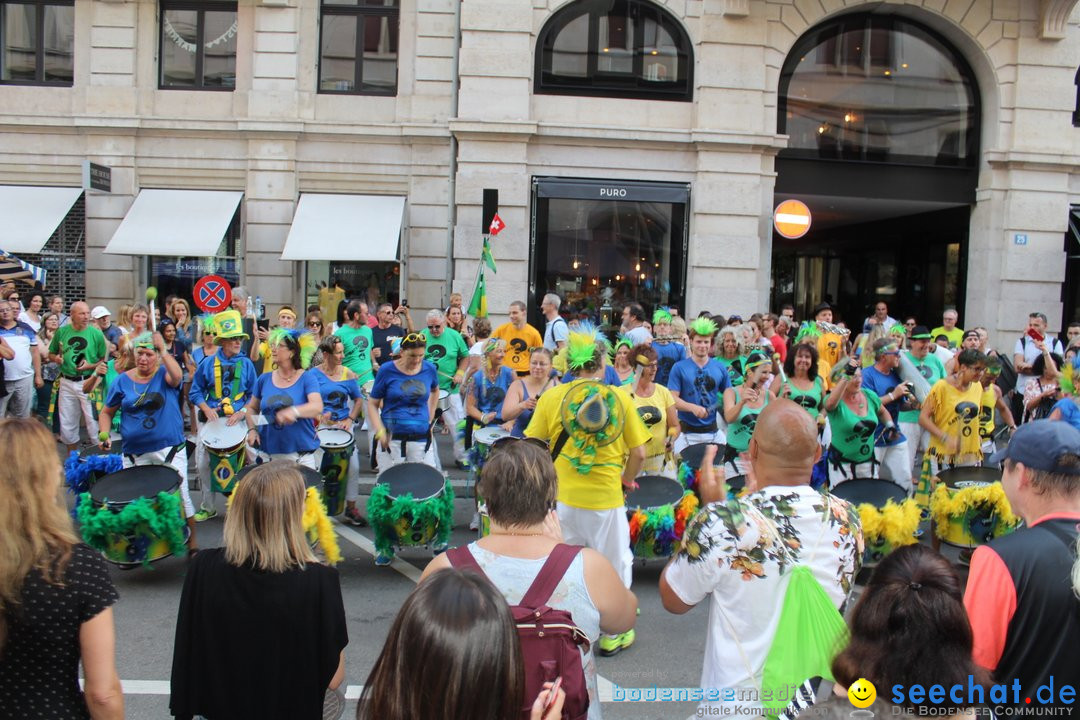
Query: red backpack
447 543 591 720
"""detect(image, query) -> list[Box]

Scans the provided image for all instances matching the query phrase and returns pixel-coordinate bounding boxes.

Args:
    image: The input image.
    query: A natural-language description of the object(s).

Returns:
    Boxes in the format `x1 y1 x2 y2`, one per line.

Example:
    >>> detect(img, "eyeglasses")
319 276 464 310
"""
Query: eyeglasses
489 436 550 455
308 321 322 327
427 324 443 330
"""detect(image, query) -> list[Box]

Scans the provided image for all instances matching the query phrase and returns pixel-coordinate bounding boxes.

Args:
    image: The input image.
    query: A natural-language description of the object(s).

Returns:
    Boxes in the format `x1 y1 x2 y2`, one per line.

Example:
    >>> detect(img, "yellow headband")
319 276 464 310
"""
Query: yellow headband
278 308 297 320
634 354 656 367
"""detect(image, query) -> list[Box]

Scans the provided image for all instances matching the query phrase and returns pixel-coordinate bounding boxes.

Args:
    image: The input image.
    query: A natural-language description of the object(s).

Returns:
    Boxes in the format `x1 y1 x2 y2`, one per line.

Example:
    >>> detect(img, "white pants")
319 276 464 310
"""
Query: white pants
375 437 439 474
557 502 632 589
443 392 466 462
264 451 318 470
828 459 876 489
0 375 34 418
875 441 913 492
123 445 194 518
57 377 98 446
674 429 725 455
899 421 929 473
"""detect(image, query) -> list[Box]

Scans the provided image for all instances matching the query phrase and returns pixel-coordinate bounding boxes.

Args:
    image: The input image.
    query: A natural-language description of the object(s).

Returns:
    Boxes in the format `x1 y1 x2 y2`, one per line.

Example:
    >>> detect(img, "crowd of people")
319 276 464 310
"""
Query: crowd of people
1 276 1079 720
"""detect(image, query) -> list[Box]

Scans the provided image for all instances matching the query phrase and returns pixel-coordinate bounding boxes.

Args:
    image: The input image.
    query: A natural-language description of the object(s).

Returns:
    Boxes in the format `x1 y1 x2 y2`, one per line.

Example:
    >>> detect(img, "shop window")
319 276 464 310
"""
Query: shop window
779 15 979 167
536 0 692 101
304 261 400 327
148 208 241 311
318 0 398 95
531 178 688 329
159 0 237 90
0 0 74 85
21 194 84 301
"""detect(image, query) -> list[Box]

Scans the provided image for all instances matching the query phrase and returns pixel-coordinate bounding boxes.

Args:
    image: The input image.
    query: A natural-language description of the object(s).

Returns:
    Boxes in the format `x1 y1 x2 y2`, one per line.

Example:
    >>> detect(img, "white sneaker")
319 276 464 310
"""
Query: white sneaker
469 512 480 531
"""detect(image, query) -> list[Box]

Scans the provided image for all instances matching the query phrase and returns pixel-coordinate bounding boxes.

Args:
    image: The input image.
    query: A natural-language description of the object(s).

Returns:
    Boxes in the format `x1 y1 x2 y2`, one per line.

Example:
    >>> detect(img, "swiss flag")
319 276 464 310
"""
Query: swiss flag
489 213 505 236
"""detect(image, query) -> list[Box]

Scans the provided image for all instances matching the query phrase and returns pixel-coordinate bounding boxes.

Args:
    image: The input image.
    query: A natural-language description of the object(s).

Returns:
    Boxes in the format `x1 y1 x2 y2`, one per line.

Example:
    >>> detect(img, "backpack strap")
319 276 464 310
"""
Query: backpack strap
446 545 486 577
520 543 581 608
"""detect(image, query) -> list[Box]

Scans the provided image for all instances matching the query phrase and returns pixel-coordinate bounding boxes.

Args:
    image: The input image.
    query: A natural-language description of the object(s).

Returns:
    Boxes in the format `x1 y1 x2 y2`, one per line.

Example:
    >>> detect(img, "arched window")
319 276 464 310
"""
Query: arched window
778 14 979 167
536 0 693 101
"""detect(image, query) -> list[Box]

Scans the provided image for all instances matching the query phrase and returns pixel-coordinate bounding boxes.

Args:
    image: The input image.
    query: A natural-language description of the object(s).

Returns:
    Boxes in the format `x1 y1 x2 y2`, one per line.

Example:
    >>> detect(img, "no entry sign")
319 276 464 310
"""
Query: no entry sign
774 199 812 239
193 275 232 313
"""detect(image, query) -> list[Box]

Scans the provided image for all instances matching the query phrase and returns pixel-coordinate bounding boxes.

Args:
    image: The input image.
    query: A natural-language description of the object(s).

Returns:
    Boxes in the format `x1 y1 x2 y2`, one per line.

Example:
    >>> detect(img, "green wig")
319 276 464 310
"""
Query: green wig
567 322 602 371
653 307 673 325
131 332 155 350
688 317 717 338
793 321 822 345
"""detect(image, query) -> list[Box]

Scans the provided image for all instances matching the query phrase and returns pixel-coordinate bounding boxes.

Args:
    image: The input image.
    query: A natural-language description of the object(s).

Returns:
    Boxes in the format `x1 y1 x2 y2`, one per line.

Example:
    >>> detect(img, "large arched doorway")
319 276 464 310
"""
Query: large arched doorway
772 12 980 328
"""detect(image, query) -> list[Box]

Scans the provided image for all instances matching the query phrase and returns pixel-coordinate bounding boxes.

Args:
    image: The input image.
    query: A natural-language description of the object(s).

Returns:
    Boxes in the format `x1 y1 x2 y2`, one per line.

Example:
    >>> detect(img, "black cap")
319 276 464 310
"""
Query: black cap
909 325 932 339
988 420 1080 475
811 302 831 317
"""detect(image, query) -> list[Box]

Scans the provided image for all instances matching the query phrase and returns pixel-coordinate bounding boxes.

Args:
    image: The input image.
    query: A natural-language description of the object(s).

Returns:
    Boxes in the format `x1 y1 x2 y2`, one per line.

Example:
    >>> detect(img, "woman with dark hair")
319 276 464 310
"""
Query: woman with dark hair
313 334 365 525
772 343 825 422
722 351 773 479
0 419 123 720
361 567 565 720
171 462 347 720
17 291 44 332
783 544 989 719
1023 351 1062 423
825 356 898 488
241 331 323 469
367 331 440 470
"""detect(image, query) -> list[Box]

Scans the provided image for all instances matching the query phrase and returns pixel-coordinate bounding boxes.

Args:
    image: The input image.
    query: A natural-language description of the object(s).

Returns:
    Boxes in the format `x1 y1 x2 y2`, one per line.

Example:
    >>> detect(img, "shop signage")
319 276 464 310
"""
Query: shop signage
535 178 690 204
82 161 111 193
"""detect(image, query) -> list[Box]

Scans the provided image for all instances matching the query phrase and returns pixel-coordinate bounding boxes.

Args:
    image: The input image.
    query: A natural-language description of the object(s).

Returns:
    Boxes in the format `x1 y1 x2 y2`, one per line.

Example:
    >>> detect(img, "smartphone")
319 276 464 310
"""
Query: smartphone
544 677 563 712
401 299 409 308
257 318 269 331
1026 327 1045 343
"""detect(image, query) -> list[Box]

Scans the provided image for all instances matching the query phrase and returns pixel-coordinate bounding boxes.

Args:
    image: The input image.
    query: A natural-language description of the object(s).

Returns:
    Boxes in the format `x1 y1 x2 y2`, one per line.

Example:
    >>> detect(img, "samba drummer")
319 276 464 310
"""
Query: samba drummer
915 349 988 509
421 309 470 467
97 331 198 552
667 317 732 454
189 309 259 520
313 334 366 525
241 330 323 469
366 332 441 471
620 344 678 477
824 356 900 489
464 338 517 438
721 351 773 480
501 347 559 439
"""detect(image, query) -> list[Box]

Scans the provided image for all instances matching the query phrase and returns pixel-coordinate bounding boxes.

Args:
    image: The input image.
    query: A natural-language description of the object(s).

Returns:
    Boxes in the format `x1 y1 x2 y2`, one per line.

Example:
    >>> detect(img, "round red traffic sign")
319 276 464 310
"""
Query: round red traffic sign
774 199 813 239
193 275 232 313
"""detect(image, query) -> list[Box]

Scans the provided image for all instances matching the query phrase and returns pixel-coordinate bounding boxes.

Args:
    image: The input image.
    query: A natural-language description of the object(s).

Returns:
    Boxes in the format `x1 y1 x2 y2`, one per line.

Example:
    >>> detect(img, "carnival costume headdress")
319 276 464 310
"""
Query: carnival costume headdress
688 317 718 338
268 327 317 370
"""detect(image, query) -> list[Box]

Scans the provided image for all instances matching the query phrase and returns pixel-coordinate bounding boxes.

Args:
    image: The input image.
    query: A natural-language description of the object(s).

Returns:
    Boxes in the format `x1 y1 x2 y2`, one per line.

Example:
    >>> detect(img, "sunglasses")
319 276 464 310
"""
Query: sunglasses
489 436 550 454
308 321 322 327
427 324 443 330
402 332 426 347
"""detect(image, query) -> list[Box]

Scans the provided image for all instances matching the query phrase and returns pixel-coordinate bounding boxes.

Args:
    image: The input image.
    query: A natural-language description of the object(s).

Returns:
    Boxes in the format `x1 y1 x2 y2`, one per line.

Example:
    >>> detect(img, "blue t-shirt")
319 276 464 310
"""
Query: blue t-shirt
470 366 518 422
370 360 439 435
192 346 217 368
252 371 320 454
562 365 621 386
667 357 731 430
314 367 361 422
190 351 257 412
102 323 124 350
1051 398 1080 432
104 365 185 455
653 341 686 387
861 365 906 447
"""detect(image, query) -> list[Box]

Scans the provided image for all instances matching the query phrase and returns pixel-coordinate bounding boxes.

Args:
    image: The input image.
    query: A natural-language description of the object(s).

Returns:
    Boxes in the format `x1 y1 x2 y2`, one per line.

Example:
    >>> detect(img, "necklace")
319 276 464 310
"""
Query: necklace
489 530 544 537
278 368 298 383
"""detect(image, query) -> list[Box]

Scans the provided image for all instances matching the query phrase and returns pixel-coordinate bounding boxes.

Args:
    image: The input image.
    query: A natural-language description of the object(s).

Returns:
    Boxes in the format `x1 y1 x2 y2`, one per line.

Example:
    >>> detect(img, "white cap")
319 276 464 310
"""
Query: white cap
90 306 111 319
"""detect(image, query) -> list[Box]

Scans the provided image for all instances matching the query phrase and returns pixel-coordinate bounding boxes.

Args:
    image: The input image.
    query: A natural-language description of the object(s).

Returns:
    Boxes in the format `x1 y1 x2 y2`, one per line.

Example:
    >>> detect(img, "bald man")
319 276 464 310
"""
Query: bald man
659 399 863 718
48 301 108 450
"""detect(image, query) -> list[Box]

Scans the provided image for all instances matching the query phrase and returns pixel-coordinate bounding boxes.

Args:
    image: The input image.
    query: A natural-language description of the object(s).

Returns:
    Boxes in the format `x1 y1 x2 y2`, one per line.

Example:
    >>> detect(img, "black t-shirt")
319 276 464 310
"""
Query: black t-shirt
0 544 119 720
170 547 348 720
370 324 399 366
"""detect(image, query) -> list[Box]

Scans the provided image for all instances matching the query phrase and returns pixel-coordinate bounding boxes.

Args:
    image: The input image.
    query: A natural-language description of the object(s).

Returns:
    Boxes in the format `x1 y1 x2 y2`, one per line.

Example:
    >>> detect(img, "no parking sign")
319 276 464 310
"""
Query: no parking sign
193 275 232 313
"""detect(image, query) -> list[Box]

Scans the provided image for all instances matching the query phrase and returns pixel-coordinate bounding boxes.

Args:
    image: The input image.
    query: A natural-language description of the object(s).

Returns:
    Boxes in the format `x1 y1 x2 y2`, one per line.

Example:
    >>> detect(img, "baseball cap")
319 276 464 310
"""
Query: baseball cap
962 330 980 341
988 420 1080 475
909 325 932 339
90 306 111 319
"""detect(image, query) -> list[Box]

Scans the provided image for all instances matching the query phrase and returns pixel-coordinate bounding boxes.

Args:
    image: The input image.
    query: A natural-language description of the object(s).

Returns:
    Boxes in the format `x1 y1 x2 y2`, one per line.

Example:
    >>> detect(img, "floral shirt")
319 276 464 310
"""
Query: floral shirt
664 485 862 716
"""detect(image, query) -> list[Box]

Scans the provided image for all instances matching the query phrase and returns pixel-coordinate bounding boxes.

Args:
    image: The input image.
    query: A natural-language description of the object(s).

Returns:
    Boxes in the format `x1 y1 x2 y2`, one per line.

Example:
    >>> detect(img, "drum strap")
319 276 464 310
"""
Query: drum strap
124 442 184 466
213 356 245 415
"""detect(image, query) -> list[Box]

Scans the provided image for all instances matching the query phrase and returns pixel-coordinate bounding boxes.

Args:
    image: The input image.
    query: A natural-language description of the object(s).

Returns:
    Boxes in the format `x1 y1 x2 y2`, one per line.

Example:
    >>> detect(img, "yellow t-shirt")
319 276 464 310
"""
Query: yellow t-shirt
493 322 543 374
925 378 983 461
930 326 965 349
621 384 675 459
525 379 652 510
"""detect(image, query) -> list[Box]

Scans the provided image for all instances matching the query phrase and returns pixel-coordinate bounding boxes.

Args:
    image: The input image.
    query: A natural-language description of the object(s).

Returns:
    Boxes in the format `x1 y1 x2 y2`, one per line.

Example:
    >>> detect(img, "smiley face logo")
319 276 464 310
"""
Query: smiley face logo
847 678 876 708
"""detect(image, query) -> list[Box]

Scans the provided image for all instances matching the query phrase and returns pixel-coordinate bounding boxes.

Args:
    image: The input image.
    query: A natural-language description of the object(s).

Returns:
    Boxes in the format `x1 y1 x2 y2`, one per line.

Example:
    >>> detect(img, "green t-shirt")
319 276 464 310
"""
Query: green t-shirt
898 351 946 424
48 324 107 378
726 387 769 452
827 389 881 462
423 327 469 391
335 323 374 384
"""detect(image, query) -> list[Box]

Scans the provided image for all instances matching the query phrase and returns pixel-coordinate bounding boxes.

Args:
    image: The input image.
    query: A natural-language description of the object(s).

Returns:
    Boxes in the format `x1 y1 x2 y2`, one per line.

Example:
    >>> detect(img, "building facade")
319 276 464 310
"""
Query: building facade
0 0 1077 342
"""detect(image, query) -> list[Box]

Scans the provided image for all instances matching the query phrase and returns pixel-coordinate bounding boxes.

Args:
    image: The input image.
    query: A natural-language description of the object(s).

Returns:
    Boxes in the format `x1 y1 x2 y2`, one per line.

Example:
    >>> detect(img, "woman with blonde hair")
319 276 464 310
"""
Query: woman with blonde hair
0 419 123 719
171 461 347 720
116 303 134 334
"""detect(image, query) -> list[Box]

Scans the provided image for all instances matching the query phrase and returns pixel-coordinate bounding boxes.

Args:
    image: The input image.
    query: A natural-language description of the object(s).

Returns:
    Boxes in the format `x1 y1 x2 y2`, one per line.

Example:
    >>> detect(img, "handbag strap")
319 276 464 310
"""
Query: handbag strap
447 543 581 609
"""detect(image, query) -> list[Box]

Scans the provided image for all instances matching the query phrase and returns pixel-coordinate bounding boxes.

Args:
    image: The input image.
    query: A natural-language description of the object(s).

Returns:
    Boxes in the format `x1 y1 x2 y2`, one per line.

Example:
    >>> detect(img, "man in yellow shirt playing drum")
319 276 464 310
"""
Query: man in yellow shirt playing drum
526 323 650 656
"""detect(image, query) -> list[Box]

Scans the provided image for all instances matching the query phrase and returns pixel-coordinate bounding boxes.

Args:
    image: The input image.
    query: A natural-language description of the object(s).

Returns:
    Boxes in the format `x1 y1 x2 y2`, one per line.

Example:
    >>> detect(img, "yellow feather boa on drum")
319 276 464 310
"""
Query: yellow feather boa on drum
855 499 921 551
929 482 1020 543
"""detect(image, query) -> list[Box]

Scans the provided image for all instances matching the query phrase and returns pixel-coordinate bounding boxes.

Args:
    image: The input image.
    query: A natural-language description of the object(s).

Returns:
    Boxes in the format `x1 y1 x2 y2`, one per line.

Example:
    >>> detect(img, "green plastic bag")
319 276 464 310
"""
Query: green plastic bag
759 565 849 717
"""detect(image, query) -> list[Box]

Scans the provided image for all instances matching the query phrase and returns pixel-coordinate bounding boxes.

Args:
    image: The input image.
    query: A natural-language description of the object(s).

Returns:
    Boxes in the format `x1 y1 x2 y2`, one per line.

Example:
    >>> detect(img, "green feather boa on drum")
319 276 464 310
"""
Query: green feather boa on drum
76 491 188 565
366 479 455 556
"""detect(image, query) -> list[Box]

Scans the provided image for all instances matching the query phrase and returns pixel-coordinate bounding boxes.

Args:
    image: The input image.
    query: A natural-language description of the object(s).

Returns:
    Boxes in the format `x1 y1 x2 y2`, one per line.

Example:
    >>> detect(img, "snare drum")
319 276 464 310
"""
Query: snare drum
830 478 919 564
470 426 510 477
317 427 354 516
201 417 249 494
625 475 699 559
78 465 189 567
367 463 453 558
677 443 723 494
930 466 1020 548
438 389 451 412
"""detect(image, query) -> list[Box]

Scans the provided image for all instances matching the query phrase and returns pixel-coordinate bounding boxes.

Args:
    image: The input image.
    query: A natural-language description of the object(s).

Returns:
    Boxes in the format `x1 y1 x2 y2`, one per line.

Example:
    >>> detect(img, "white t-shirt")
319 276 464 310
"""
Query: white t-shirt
1013 335 1065 392
543 315 568 351
0 322 39 380
932 345 954 365
16 311 40 333
663 485 862 716
469 339 486 357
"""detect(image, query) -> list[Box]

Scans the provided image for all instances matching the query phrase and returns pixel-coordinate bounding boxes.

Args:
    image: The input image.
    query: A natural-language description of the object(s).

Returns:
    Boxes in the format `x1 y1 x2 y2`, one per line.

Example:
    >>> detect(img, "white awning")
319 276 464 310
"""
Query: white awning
0 186 83 254
280 193 405 261
104 189 243 256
